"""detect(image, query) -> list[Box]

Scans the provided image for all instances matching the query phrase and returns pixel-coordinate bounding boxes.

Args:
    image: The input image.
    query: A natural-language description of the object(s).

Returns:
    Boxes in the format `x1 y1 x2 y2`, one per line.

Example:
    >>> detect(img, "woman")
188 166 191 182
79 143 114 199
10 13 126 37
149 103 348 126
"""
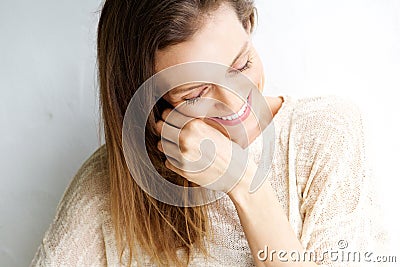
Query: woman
31 0 387 266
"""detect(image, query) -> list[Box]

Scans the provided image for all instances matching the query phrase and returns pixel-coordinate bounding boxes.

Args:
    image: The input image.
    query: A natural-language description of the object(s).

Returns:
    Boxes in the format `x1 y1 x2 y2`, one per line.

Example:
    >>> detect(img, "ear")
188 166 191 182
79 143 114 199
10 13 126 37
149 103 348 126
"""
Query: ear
244 19 252 34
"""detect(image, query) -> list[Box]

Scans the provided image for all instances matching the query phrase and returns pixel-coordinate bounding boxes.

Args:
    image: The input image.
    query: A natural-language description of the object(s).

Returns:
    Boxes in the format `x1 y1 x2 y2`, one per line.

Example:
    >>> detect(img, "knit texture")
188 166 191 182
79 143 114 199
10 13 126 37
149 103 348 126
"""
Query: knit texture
31 95 388 266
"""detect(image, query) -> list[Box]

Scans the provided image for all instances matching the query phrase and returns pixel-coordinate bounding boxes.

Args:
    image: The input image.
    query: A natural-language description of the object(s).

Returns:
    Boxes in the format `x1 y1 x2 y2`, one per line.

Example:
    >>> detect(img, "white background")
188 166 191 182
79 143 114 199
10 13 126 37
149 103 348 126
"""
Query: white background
0 0 399 266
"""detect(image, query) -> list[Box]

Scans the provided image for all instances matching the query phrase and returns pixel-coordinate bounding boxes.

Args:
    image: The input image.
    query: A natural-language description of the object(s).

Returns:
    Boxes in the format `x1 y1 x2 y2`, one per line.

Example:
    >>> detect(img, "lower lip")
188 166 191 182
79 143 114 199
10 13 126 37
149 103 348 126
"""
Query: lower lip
209 92 252 126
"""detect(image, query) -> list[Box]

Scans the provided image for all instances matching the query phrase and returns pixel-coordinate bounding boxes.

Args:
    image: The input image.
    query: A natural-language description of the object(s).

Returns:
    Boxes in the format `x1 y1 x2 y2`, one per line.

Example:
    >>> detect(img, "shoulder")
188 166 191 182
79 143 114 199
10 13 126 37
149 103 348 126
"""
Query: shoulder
65 145 109 201
284 95 365 144
291 95 363 127
31 145 111 266
279 95 368 189
55 145 110 217
284 95 369 198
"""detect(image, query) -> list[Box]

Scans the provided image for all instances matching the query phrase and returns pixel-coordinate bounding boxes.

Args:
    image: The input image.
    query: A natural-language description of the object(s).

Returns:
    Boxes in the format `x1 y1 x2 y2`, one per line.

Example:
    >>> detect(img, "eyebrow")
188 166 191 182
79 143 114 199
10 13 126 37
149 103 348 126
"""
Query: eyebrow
171 40 250 95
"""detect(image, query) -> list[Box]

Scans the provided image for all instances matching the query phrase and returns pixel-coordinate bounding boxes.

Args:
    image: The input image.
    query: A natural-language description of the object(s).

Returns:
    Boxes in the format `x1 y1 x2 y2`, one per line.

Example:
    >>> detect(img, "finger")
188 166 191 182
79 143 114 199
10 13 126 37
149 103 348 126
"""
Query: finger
155 120 179 141
155 120 180 144
155 120 165 136
158 139 181 161
162 108 193 129
165 158 185 176
157 139 163 151
161 108 173 121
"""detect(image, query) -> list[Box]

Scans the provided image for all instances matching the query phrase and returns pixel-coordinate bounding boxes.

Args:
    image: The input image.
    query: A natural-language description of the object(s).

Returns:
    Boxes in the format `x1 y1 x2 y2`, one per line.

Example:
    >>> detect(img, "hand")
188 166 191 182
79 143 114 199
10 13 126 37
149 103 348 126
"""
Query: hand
155 108 252 192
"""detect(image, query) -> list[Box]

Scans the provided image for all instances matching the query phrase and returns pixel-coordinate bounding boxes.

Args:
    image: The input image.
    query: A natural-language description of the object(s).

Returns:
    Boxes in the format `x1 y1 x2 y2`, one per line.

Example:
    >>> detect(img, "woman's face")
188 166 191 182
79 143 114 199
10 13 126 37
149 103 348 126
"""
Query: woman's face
155 3 266 146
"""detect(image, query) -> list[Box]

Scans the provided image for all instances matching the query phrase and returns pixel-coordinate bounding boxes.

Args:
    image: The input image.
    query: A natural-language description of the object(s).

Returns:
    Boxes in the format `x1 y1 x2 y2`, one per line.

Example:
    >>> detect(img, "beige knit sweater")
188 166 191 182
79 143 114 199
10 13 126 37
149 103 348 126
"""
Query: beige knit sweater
31 95 388 266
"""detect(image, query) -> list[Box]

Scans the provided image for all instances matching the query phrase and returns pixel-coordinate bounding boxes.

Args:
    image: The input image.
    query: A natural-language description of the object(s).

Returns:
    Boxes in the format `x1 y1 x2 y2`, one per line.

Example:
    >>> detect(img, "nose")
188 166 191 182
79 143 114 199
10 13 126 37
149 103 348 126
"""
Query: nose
211 85 246 115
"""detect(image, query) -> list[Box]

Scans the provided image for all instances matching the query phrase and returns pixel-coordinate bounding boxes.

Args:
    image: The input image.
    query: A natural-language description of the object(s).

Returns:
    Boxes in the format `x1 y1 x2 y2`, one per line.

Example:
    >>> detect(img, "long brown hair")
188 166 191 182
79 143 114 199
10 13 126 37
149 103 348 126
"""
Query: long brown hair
97 0 256 265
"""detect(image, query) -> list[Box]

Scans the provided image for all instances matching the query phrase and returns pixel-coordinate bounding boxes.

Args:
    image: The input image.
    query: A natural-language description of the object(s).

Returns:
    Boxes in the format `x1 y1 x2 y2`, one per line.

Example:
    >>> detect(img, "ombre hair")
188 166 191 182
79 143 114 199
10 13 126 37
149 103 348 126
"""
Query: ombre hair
97 0 256 265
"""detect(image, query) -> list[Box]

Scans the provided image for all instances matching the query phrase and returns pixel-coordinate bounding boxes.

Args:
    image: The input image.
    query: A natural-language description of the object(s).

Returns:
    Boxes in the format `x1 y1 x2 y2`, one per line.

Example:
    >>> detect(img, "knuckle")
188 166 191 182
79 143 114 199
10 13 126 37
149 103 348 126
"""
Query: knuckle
185 118 203 131
177 119 205 153
178 134 190 151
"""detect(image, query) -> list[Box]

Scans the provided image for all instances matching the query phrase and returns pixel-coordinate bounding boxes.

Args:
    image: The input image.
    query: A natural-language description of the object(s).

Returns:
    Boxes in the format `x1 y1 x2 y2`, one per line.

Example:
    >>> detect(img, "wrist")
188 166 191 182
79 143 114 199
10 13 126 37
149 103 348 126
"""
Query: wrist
227 160 258 202
227 160 276 210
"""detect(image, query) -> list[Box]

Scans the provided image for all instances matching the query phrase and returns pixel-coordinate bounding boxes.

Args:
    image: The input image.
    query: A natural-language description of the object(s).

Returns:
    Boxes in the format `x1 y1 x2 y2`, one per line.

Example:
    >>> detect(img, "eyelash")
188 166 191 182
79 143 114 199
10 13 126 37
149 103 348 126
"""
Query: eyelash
184 59 253 105
185 98 200 105
237 59 252 72
184 91 204 105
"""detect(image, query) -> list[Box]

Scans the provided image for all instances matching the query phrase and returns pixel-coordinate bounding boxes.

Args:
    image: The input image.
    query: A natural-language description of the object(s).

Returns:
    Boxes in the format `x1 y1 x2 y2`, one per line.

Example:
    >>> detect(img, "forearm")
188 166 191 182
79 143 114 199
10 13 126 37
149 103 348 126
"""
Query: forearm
228 161 317 267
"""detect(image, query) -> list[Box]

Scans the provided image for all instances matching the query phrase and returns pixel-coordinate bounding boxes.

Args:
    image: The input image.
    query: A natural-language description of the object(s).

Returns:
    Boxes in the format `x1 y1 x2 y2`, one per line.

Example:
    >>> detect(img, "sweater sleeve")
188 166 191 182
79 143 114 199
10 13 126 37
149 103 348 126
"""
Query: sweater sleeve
30 147 111 267
293 97 388 266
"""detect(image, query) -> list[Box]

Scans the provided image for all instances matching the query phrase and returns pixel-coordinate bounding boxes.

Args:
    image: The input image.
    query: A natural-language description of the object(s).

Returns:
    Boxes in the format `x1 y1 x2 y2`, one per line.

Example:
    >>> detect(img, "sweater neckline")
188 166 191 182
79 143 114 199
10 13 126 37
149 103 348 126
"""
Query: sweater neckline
273 94 293 125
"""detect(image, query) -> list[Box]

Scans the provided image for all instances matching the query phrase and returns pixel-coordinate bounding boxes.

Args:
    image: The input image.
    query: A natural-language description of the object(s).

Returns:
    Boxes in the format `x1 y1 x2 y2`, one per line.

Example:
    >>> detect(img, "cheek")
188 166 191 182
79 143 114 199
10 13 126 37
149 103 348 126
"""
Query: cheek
175 101 214 118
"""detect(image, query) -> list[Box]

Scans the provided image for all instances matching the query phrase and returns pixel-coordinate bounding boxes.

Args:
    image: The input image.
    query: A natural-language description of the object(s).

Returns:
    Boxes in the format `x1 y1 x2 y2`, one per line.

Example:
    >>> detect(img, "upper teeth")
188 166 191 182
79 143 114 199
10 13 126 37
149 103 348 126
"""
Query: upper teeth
216 101 248 121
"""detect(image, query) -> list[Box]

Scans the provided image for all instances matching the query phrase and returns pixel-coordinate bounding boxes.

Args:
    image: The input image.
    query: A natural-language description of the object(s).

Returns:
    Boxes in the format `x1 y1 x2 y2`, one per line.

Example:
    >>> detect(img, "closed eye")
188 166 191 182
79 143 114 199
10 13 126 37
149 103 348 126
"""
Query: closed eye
237 59 252 72
183 86 209 105
183 58 253 105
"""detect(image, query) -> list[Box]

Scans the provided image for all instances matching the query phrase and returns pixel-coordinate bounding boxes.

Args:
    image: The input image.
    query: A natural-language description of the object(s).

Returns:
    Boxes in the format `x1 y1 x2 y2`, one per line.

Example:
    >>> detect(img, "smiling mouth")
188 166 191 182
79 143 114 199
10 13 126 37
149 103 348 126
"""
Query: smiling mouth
215 95 249 120
209 92 252 126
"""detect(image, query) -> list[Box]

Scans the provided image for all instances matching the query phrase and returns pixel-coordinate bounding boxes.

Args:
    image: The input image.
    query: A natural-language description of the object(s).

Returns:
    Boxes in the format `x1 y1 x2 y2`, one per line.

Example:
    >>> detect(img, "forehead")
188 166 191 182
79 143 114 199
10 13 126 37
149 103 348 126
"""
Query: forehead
154 3 249 74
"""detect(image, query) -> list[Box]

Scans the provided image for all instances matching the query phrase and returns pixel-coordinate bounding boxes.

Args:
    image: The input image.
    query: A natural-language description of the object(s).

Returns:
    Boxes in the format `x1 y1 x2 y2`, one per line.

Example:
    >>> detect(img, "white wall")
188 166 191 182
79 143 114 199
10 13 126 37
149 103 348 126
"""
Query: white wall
255 0 400 256
0 1 103 266
254 0 400 255
0 0 398 266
